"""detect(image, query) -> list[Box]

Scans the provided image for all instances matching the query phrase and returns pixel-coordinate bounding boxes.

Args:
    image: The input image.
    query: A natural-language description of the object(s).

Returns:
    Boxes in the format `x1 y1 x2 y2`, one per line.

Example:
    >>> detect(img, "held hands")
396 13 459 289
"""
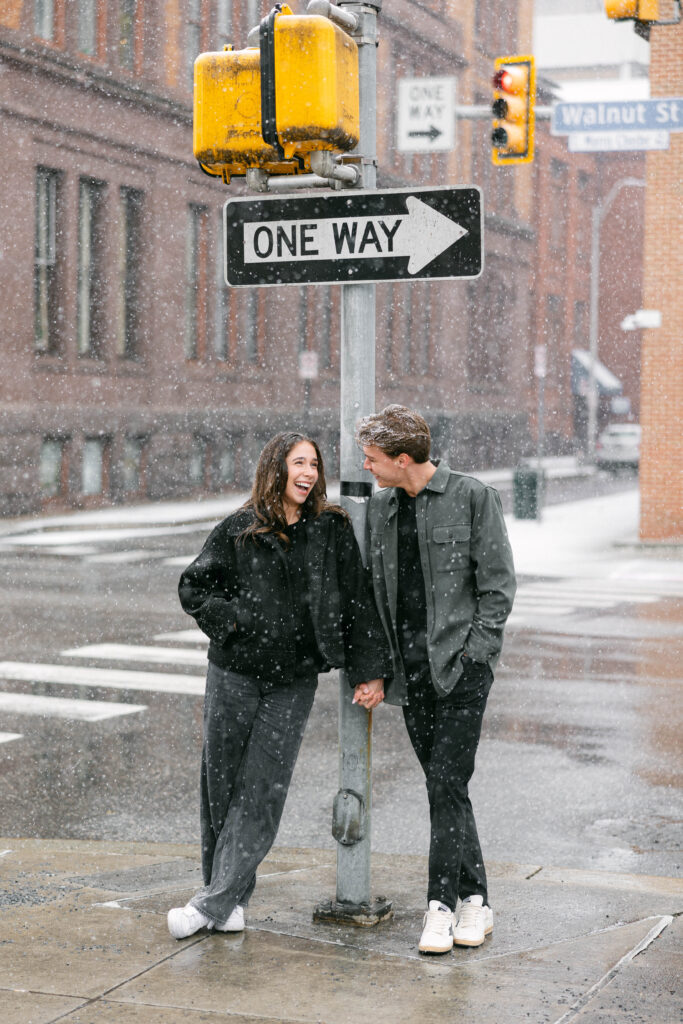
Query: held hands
352 678 385 710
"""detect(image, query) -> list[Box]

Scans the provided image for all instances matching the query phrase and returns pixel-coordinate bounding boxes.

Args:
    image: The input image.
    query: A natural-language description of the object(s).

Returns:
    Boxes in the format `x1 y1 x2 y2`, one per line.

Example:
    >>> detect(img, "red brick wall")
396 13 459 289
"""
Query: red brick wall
640 19 683 541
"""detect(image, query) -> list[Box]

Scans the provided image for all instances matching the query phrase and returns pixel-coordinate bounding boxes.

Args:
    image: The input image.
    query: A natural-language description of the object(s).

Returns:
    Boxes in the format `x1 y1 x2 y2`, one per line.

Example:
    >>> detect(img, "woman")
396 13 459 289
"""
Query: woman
168 432 390 939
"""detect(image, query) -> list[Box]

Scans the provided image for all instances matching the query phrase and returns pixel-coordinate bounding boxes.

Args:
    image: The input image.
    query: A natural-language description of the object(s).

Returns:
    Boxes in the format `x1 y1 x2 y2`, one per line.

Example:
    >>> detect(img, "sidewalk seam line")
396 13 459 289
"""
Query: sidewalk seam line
550 914 674 1024
43 934 210 1024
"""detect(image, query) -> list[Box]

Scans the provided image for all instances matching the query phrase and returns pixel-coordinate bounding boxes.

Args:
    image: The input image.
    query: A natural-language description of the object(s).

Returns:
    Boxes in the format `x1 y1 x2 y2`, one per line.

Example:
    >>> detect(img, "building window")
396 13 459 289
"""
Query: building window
39 438 65 497
382 284 395 374
475 0 515 55
545 293 564 384
467 274 510 389
34 167 60 354
214 212 229 359
216 0 233 46
243 289 258 364
574 300 586 347
550 160 569 251
401 286 413 375
77 178 106 357
121 437 145 492
320 287 332 370
186 0 202 88
117 187 143 358
82 437 108 495
299 289 308 353
189 437 208 487
185 204 208 359
218 446 235 485
119 0 138 70
78 0 97 55
418 283 432 375
34 0 54 40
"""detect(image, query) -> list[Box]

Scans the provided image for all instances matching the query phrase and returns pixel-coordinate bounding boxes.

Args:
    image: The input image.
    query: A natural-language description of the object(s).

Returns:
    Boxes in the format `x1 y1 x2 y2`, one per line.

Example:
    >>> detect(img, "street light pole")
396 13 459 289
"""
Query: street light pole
586 177 645 462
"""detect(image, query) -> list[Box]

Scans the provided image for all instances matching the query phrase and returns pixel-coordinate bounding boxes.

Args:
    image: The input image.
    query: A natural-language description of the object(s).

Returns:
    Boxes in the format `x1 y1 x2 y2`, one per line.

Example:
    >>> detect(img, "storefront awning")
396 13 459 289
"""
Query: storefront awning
571 349 622 397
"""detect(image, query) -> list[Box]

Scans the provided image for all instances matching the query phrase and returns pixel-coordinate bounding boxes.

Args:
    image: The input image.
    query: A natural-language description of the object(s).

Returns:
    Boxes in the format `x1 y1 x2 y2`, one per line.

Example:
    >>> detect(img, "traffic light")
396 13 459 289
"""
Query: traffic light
491 55 536 166
604 1 659 20
193 5 359 184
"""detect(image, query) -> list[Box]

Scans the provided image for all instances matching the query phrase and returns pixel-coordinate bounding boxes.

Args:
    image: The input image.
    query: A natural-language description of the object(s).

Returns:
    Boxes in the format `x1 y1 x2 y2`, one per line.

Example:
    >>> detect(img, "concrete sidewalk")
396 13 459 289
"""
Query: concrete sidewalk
2 838 680 1023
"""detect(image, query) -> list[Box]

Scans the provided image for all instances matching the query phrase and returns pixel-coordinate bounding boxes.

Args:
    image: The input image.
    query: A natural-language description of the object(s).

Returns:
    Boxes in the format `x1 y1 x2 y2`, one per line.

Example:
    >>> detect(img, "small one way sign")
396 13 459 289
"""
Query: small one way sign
223 186 482 287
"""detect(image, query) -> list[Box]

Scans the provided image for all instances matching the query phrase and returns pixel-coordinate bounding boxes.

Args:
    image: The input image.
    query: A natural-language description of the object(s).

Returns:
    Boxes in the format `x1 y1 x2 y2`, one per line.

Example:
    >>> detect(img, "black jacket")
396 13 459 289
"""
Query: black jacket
178 507 391 686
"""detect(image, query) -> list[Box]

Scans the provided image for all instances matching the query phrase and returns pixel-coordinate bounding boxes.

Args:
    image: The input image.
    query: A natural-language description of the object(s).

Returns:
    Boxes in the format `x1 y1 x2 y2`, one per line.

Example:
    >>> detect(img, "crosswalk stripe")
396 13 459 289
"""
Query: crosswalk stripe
85 550 170 564
516 588 657 603
508 608 575 620
0 662 205 695
0 731 23 744
153 630 208 644
0 692 146 721
514 596 620 609
163 555 194 567
62 644 208 666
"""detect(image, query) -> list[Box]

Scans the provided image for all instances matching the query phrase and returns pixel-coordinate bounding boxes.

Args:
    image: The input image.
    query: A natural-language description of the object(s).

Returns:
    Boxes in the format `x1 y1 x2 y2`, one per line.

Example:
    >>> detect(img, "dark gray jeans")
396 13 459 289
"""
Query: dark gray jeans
191 663 317 928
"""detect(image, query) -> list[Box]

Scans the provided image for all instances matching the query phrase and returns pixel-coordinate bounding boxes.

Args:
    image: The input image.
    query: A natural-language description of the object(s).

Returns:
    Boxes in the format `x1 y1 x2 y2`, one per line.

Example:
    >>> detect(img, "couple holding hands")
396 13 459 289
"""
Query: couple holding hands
169 404 516 955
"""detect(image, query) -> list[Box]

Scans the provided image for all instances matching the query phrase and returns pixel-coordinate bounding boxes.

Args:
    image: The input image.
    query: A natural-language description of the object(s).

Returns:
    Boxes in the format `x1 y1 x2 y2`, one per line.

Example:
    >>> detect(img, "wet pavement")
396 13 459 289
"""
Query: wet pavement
0 475 681 1021
1 838 680 1023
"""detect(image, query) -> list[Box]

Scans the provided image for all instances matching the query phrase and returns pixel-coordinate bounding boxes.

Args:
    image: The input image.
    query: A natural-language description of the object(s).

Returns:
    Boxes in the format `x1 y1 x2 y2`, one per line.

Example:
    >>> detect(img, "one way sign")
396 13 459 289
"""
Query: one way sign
224 186 482 287
397 77 456 152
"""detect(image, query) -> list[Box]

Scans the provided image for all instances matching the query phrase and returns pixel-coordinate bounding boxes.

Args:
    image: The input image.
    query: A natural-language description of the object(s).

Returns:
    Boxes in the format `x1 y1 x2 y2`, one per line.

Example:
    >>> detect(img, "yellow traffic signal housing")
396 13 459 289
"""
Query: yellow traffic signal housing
604 1 659 19
491 55 536 166
194 46 299 183
193 6 359 183
266 11 359 160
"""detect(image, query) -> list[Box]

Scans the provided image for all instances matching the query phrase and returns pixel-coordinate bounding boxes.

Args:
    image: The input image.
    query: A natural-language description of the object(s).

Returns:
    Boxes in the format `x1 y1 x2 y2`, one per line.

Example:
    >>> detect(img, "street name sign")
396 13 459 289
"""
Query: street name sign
567 130 669 153
223 186 482 287
552 97 683 135
396 77 456 152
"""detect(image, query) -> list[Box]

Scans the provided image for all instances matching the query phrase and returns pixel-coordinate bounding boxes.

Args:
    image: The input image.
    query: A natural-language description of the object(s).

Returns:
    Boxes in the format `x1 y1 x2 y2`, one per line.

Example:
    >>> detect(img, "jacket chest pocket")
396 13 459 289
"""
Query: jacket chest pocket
432 524 470 572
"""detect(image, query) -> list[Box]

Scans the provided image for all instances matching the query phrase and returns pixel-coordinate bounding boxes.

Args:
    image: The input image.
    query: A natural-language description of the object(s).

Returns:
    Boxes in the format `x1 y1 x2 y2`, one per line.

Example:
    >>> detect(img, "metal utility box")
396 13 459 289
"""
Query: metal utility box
270 13 359 160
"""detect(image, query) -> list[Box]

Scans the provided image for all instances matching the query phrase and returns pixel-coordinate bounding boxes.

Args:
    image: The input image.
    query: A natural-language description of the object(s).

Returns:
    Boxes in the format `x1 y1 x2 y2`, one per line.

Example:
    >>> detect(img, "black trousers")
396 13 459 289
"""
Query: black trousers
402 658 493 912
191 663 317 928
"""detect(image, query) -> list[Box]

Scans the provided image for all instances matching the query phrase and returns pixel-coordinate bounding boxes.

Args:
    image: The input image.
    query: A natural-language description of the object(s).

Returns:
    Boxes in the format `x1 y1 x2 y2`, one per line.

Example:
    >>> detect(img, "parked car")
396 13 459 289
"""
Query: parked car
595 423 641 471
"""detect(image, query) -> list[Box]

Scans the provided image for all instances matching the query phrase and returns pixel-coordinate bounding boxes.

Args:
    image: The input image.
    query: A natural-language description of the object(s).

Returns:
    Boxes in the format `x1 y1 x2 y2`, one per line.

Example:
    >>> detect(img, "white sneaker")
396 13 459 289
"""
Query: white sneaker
167 902 212 939
216 904 245 933
418 900 454 954
453 894 493 947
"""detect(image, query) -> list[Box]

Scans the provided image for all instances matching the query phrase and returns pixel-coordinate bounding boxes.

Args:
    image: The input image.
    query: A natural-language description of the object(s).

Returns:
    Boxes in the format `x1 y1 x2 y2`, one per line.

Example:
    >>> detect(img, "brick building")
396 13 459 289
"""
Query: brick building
0 1 645 515
639 16 683 542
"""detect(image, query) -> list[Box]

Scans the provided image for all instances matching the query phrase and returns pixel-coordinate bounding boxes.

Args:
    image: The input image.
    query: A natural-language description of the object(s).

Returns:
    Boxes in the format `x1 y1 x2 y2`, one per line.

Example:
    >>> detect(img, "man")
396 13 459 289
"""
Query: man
353 405 516 954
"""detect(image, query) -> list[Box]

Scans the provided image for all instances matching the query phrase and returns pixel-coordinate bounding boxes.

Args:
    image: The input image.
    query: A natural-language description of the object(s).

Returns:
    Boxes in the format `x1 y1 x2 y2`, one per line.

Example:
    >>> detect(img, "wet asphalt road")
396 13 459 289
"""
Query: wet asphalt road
0 471 680 883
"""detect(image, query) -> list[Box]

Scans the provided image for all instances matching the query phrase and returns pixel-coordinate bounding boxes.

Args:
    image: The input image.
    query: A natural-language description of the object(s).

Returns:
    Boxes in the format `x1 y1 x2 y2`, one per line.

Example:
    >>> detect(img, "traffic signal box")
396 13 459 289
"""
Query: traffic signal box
193 5 359 184
604 1 659 20
491 55 536 166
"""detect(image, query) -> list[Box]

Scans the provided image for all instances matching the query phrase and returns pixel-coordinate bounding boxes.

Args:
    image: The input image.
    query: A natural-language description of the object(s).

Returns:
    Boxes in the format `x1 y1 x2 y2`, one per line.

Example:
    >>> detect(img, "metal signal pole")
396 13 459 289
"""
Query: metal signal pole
313 0 391 926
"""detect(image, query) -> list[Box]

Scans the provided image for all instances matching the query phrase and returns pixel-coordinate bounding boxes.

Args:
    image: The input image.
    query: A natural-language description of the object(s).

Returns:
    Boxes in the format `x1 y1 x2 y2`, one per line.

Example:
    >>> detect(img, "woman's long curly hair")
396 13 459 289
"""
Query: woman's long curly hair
239 432 347 544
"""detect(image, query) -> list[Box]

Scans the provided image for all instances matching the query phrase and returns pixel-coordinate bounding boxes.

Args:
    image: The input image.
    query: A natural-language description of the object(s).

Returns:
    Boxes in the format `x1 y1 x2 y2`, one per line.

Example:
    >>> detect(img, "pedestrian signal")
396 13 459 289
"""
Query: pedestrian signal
193 4 359 184
604 1 659 20
491 55 535 166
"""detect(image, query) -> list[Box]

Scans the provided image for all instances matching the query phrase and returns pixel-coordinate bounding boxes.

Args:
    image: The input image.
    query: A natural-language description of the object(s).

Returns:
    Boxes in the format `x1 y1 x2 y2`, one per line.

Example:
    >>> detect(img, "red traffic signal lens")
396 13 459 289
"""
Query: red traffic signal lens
492 69 513 91
493 64 529 95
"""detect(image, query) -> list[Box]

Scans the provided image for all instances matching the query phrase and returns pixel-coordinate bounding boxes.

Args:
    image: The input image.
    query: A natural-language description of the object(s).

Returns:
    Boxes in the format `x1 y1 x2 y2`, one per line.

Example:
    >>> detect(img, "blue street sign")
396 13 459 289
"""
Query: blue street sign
552 97 683 135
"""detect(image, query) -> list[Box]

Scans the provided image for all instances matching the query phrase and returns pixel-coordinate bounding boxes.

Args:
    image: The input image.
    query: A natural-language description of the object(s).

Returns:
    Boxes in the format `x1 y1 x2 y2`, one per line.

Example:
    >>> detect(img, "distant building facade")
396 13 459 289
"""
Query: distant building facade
0 0 645 515
639 17 683 542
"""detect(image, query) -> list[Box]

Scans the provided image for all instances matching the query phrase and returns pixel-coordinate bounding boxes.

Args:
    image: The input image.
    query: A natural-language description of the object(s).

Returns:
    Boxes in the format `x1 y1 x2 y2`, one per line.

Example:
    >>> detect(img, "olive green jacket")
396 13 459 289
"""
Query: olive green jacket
366 461 516 705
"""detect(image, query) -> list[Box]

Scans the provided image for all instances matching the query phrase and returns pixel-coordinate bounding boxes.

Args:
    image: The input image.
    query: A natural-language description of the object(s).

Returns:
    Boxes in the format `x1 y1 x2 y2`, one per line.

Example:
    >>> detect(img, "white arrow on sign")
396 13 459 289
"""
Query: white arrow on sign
242 197 467 276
